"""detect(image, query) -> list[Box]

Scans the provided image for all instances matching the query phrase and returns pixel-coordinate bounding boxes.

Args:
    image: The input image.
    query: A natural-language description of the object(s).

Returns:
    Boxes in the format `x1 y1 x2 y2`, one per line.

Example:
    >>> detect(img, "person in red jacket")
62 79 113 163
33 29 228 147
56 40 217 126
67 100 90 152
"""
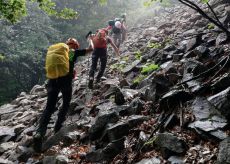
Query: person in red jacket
88 28 120 89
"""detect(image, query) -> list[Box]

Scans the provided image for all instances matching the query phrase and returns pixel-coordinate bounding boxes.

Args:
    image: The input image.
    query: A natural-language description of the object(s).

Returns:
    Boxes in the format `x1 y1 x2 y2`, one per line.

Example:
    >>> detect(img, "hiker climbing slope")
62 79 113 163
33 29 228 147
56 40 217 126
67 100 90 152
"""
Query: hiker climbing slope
108 14 127 49
33 38 92 153
88 28 120 89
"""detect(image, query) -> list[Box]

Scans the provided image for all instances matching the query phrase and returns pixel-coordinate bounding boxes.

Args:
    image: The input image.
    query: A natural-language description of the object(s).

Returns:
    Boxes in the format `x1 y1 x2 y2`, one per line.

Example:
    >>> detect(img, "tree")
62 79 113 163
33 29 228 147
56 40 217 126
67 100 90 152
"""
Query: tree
0 0 77 23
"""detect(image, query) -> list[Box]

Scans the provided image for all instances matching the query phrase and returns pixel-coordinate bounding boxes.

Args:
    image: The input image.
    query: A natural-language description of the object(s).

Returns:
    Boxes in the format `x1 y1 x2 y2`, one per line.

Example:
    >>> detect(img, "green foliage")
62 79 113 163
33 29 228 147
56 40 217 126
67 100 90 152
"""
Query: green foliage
207 23 215 29
110 62 126 71
141 63 159 74
144 136 156 147
200 0 209 3
0 0 77 23
122 56 129 62
0 54 5 61
147 37 171 49
134 50 142 60
133 74 147 84
99 0 107 5
143 1 152 7
0 0 27 23
147 42 162 49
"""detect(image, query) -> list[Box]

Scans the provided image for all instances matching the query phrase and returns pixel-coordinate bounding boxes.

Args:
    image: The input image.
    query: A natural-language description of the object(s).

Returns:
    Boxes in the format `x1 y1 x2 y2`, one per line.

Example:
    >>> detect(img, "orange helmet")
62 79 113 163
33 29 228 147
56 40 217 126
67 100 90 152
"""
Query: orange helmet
66 38 80 49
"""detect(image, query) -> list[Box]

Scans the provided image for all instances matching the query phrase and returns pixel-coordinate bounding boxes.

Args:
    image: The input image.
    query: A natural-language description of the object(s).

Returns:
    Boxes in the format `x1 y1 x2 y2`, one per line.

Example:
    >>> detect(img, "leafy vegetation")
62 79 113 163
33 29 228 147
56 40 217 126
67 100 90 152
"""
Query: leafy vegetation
147 42 162 49
134 50 142 60
141 63 159 74
110 62 126 72
0 0 77 23
207 23 215 29
133 74 147 84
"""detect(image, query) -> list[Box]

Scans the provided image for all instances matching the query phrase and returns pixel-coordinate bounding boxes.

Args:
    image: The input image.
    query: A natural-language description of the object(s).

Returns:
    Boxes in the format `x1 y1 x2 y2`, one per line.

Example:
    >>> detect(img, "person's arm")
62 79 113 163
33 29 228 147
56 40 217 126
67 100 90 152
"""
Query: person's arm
108 37 120 56
74 48 92 61
85 45 93 54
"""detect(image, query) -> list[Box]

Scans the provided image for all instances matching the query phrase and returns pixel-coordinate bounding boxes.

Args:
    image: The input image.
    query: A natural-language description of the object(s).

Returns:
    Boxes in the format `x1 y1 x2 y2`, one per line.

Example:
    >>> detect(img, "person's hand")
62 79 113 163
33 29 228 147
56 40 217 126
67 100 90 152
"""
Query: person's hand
116 50 120 56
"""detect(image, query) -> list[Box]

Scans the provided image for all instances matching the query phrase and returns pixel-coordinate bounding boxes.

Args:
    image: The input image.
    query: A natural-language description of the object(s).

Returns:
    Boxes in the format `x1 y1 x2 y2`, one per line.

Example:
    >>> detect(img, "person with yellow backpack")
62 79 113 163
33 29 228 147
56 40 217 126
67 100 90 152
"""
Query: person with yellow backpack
33 38 93 153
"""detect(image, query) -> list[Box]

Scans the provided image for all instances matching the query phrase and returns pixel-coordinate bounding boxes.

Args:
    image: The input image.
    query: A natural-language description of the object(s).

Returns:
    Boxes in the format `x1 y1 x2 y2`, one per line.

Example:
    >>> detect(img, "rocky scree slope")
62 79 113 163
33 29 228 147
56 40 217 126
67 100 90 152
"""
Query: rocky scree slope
0 1 230 164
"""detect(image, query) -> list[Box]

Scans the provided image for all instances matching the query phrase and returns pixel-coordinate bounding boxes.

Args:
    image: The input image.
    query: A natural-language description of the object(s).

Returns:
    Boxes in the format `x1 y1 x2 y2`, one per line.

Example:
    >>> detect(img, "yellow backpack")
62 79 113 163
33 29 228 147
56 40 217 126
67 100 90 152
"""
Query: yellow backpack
45 43 70 79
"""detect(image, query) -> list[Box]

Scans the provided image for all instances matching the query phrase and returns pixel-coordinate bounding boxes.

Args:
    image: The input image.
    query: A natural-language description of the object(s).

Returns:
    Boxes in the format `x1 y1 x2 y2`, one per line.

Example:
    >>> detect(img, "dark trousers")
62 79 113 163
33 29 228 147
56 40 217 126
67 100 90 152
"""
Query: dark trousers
89 48 107 81
37 75 72 136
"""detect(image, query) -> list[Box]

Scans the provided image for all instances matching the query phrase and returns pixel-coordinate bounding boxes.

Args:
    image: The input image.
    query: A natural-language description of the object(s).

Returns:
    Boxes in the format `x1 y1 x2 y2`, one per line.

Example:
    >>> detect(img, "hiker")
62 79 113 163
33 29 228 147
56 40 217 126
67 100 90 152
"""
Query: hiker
88 28 120 89
120 13 127 43
108 14 127 49
33 38 93 152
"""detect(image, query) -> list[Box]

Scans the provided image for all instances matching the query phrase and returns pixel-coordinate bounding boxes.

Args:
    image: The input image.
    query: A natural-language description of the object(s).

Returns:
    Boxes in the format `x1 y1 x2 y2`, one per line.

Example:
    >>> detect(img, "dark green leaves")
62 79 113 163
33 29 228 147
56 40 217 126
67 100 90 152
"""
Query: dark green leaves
0 0 78 23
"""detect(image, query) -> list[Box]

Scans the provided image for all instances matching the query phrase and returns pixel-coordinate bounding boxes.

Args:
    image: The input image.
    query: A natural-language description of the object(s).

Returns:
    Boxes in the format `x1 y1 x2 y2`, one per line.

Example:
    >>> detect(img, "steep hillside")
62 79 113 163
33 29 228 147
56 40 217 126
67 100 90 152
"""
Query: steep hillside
0 1 230 163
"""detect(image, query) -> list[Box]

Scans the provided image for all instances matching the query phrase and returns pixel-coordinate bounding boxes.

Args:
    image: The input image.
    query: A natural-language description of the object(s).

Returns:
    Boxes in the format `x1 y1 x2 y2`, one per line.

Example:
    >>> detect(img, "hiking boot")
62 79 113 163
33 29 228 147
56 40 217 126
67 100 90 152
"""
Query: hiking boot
33 132 43 153
88 79 93 89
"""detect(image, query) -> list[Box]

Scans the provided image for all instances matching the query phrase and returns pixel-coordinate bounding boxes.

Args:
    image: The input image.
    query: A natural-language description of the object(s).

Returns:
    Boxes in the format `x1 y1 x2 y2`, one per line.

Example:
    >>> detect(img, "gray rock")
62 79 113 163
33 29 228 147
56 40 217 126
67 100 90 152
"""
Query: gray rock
106 122 129 141
220 10 230 27
0 142 16 153
164 44 176 52
217 137 230 164
179 37 197 52
127 115 149 128
172 53 183 62
62 131 81 146
139 84 156 102
89 108 119 140
86 137 124 162
122 98 144 115
183 29 198 37
43 156 56 164
0 158 14 164
136 157 161 164
208 87 230 120
42 123 89 151
30 85 46 95
14 124 26 135
190 97 214 120
0 126 15 143
115 88 125 105
211 73 230 92
210 0 229 8
121 88 139 100
122 60 141 75
189 120 227 132
56 155 69 164
168 156 184 164
154 133 187 158
216 33 228 45
210 130 228 140
0 104 17 116
194 45 209 58
16 146 33 162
